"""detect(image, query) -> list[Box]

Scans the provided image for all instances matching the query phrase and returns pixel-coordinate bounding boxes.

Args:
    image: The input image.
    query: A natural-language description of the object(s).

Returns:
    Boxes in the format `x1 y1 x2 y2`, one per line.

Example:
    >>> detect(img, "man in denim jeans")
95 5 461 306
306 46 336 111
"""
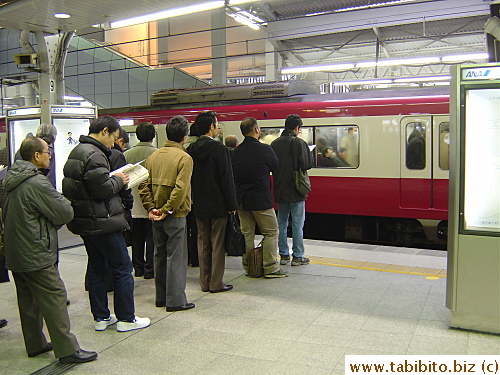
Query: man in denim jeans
63 116 150 332
271 114 314 266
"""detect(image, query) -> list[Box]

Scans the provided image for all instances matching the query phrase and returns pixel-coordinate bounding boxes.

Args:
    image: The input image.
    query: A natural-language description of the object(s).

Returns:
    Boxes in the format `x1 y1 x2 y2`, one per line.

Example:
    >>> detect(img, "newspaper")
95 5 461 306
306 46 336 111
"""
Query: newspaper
111 160 149 188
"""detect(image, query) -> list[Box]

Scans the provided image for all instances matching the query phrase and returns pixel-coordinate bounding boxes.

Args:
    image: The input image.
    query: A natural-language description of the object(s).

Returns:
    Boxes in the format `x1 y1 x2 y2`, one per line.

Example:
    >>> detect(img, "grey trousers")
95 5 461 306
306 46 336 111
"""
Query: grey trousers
12 265 80 358
152 216 188 307
238 208 280 275
196 216 228 291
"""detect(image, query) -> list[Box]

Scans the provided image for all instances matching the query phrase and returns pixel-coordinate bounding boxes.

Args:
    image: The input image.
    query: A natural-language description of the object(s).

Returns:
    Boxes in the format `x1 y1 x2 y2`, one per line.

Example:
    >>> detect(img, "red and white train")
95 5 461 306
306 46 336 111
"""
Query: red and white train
102 85 451 248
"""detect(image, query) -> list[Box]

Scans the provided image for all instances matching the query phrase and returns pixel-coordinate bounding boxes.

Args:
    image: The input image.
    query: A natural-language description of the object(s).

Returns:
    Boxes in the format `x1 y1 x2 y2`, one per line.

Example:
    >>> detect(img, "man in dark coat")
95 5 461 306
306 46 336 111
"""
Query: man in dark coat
232 117 288 278
3 136 97 363
271 114 314 266
63 116 150 333
187 111 238 293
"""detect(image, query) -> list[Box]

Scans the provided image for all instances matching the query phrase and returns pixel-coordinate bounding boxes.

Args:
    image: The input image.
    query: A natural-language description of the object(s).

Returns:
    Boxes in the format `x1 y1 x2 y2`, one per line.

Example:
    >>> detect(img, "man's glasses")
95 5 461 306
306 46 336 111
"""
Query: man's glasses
39 150 52 156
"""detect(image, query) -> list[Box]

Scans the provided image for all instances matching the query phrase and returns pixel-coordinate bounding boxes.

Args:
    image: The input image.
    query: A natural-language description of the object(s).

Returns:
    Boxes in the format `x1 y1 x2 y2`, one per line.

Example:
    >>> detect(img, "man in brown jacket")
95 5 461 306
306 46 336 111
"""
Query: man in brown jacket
139 116 195 312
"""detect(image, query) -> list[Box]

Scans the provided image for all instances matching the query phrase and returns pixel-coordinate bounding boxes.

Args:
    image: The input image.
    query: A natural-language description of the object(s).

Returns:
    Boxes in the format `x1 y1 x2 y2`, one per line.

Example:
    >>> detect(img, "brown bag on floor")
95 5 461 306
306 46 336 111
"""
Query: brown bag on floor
247 243 264 278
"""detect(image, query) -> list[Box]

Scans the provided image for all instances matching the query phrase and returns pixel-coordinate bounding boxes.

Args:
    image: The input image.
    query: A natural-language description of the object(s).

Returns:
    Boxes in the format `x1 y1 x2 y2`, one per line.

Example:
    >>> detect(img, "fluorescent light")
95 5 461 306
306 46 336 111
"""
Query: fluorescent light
110 1 225 28
64 95 84 101
54 13 70 19
281 63 355 74
441 53 489 63
393 75 451 83
378 57 440 66
228 0 259 4
228 13 260 30
334 79 393 86
119 119 135 126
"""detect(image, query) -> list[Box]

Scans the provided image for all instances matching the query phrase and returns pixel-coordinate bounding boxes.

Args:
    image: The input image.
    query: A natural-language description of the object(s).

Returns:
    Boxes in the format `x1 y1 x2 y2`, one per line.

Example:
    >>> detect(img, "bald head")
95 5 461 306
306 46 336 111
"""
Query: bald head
225 135 239 149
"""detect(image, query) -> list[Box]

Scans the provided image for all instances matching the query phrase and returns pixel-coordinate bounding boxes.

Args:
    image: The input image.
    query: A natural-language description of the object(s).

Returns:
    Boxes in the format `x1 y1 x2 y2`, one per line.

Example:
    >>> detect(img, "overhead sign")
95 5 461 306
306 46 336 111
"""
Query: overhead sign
51 106 96 115
462 66 500 80
7 107 41 117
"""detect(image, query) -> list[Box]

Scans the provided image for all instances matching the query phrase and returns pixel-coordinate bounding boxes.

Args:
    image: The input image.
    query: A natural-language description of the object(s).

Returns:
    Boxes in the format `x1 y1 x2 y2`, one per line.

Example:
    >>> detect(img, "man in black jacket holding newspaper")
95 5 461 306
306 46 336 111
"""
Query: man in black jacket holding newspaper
271 114 314 267
232 117 288 278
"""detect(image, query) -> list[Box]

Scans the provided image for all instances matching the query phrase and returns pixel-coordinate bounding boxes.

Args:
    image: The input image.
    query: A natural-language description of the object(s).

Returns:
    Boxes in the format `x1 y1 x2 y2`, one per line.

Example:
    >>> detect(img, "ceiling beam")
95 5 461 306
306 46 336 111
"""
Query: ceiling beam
267 0 489 41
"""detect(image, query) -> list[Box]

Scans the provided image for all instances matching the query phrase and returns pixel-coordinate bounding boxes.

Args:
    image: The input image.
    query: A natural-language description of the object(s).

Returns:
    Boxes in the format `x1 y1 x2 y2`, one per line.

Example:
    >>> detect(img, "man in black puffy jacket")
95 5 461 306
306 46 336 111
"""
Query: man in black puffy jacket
63 116 150 333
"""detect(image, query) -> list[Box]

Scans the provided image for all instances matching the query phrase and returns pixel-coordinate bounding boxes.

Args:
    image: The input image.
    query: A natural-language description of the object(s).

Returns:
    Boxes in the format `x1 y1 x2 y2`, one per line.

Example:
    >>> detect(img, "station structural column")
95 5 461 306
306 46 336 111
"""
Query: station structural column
211 8 227 85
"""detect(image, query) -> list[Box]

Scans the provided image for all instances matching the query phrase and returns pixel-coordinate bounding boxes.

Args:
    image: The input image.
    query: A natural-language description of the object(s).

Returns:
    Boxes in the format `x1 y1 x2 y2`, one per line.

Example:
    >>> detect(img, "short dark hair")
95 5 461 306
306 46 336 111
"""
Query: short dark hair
321 147 332 157
89 115 120 135
20 137 46 161
136 122 156 142
166 116 189 143
338 147 346 154
189 120 202 137
36 123 57 145
118 128 129 144
284 114 303 131
195 111 217 135
240 117 258 137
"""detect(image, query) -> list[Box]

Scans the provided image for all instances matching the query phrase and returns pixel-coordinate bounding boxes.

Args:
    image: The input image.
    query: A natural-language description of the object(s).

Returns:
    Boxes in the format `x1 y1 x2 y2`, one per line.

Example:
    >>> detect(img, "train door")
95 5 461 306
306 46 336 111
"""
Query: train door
400 116 432 210
432 115 450 210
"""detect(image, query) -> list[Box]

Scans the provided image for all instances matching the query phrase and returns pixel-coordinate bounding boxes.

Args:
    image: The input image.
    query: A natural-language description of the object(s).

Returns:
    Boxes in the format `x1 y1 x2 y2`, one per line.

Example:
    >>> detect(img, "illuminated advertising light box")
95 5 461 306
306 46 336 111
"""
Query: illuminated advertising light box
52 118 91 191
9 118 41 160
462 88 500 233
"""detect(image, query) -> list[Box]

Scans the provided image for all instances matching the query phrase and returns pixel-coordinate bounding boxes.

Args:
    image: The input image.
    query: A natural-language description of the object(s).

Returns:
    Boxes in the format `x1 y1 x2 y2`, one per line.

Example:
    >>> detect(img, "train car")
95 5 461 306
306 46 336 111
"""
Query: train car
101 85 450 248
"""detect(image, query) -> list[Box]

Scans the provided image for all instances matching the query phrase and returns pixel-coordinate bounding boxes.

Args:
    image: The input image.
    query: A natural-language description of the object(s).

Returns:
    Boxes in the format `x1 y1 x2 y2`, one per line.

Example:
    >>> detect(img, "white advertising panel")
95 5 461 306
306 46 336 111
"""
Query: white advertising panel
463 88 500 233
52 118 90 191
9 118 41 161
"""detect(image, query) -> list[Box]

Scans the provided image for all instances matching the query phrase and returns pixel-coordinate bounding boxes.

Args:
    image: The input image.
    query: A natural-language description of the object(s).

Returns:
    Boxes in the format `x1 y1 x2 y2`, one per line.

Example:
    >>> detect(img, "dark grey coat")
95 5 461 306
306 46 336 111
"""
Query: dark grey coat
3 160 73 272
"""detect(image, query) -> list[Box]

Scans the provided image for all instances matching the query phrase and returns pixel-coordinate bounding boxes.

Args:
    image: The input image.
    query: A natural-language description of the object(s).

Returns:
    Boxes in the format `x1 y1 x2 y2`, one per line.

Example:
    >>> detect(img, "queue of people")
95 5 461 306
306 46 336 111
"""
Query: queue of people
0 111 313 366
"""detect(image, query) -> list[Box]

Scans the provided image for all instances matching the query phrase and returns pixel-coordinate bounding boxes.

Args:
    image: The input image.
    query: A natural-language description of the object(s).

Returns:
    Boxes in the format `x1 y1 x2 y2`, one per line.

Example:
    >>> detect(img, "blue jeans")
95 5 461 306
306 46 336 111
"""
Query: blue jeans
82 231 135 322
277 201 305 258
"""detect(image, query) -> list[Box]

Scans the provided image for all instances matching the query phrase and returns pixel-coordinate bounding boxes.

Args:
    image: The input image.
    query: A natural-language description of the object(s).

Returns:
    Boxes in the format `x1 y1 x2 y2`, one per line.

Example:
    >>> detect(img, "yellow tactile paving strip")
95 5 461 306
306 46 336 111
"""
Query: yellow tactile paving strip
308 256 447 278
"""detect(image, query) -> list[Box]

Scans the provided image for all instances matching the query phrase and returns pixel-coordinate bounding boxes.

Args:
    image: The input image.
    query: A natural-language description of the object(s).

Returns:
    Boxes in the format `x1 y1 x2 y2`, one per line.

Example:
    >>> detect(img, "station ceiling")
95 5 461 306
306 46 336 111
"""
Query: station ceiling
0 0 495 81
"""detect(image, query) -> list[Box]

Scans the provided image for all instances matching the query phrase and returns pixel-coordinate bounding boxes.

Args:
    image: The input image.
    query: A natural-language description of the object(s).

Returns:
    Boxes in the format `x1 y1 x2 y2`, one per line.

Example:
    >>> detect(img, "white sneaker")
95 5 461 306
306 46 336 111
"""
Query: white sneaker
117 316 151 332
94 314 117 331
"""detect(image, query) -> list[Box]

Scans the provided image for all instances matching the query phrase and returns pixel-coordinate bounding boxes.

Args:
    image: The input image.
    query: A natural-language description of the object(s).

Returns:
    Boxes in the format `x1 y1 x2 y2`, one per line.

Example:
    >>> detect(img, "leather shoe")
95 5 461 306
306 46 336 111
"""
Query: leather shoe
0 319 7 328
210 284 233 293
166 302 195 312
144 274 154 279
155 302 166 308
28 343 53 357
59 349 98 364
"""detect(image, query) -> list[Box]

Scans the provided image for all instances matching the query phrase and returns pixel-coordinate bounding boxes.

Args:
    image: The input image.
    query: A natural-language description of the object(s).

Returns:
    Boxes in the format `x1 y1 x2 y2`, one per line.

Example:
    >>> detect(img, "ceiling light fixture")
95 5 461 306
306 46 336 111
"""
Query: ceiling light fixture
110 1 225 28
441 53 489 63
281 63 355 74
54 13 71 19
393 75 451 83
227 13 260 30
226 6 266 30
334 79 393 86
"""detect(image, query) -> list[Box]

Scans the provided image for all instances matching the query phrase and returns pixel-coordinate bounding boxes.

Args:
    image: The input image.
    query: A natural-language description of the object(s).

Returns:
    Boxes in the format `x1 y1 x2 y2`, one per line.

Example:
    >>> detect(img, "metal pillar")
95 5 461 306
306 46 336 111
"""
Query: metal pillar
265 40 282 81
20 30 74 123
211 9 227 85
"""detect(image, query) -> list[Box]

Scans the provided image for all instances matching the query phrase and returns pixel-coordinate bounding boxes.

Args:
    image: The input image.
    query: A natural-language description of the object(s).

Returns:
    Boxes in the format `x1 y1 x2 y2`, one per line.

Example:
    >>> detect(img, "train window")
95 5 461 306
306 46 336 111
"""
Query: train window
315 126 359 168
406 122 426 170
259 127 314 145
439 122 450 170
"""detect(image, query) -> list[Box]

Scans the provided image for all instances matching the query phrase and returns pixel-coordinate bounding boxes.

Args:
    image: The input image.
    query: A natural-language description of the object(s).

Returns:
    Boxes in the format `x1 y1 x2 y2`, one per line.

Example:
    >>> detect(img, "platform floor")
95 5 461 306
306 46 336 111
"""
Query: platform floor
0 228 497 375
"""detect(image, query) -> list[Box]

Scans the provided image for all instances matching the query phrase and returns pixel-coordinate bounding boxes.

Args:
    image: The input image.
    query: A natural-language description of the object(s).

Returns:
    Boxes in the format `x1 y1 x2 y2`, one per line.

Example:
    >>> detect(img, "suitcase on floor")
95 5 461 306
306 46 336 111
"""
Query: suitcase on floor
247 244 264 278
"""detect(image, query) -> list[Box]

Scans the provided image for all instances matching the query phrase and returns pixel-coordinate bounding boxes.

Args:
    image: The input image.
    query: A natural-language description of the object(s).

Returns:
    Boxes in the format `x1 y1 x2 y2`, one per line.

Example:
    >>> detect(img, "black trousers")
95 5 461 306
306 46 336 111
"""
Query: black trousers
131 218 155 277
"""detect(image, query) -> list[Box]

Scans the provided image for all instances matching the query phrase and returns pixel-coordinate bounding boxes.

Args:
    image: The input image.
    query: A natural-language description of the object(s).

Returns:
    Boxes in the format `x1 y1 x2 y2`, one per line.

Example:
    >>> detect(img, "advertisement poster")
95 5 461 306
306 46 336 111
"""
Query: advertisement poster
52 118 90 191
463 88 500 233
9 119 41 161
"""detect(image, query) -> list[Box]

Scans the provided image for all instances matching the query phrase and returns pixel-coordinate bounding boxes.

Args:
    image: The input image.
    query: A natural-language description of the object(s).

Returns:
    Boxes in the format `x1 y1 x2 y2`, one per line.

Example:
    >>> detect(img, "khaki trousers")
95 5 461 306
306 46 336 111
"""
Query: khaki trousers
196 217 228 291
12 265 80 358
238 208 280 275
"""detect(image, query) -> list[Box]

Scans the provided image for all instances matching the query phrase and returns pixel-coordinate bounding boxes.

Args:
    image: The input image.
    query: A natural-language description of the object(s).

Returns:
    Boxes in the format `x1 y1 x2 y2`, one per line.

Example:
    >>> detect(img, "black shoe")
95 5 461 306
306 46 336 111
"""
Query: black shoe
210 284 233 293
0 319 7 328
155 302 166 308
134 270 144 277
59 349 98 364
144 274 154 279
166 303 195 312
28 343 53 357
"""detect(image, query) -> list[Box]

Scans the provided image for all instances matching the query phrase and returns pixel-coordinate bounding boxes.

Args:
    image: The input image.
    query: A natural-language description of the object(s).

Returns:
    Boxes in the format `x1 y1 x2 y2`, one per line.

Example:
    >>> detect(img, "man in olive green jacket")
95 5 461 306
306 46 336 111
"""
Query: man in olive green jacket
3 137 97 364
139 116 195 312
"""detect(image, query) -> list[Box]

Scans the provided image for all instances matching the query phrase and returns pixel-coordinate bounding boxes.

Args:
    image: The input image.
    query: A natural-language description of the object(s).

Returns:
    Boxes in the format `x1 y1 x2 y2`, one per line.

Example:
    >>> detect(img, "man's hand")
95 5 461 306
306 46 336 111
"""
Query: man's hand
149 208 167 221
114 172 130 185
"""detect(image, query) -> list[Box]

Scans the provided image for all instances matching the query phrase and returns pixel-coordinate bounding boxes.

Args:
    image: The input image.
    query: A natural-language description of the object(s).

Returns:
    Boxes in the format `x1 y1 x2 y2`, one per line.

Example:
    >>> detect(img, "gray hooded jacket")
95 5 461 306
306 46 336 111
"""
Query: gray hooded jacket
2 160 73 272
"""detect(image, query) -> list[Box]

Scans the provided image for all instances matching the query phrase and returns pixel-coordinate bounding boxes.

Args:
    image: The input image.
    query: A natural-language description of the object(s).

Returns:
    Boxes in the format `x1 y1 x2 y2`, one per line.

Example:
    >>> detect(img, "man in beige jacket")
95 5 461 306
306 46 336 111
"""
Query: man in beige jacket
139 116 195 312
